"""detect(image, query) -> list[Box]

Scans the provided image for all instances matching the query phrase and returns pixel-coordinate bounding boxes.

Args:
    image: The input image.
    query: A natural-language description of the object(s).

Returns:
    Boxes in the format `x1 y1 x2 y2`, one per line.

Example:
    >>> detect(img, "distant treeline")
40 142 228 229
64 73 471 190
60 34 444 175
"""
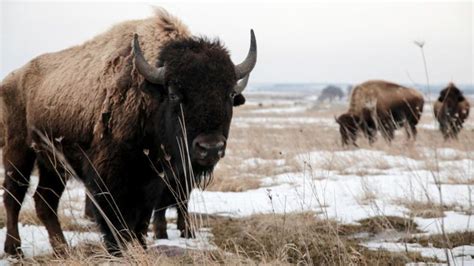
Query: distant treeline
250 83 474 95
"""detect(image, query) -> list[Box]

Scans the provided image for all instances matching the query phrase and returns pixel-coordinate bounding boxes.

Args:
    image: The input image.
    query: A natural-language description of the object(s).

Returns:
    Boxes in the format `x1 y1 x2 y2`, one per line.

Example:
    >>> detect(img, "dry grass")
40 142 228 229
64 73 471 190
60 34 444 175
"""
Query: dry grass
404 231 474 249
5 213 439 265
207 175 262 192
210 212 436 264
395 199 462 218
356 216 420 234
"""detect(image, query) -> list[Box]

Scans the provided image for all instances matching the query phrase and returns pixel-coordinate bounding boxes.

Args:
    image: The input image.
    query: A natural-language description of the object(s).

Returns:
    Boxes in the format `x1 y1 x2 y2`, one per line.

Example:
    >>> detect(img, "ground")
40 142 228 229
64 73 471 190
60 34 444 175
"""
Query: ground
0 89 473 264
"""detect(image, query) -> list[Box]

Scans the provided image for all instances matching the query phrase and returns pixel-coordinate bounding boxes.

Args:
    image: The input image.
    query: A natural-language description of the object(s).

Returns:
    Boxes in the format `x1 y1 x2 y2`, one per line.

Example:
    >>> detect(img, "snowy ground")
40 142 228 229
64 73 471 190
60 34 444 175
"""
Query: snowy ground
0 92 473 264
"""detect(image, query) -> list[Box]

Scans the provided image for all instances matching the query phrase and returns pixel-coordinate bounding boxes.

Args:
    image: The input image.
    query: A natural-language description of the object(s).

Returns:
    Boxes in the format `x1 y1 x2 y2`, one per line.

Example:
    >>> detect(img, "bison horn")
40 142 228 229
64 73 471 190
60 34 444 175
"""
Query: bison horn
234 74 250 94
132 33 165 84
235 30 257 80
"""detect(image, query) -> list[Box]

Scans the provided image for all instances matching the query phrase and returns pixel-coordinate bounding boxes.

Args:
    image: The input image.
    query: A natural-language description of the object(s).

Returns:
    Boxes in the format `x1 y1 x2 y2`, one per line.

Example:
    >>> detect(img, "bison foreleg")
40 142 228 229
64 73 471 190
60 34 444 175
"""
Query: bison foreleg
33 160 68 256
177 200 195 238
152 208 168 239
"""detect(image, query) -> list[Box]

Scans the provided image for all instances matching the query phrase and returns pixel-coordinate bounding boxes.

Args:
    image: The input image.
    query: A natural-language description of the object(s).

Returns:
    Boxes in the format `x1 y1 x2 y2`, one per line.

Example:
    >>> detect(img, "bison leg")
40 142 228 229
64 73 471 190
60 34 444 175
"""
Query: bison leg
84 195 95 220
152 208 168 239
364 122 377 145
405 122 417 140
439 123 450 140
177 201 195 238
2 145 36 257
380 122 395 142
134 207 153 249
33 161 68 255
87 176 150 255
89 190 132 256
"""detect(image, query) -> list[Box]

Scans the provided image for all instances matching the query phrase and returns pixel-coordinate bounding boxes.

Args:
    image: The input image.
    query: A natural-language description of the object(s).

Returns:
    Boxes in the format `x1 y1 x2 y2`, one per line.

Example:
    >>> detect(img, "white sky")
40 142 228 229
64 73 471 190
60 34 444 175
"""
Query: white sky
1 1 472 85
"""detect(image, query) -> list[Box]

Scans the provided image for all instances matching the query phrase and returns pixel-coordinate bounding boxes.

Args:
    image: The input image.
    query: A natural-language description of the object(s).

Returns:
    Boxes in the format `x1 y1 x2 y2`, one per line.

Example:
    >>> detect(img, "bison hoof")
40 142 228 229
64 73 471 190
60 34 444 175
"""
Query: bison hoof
4 242 23 258
180 228 196 239
154 230 169 240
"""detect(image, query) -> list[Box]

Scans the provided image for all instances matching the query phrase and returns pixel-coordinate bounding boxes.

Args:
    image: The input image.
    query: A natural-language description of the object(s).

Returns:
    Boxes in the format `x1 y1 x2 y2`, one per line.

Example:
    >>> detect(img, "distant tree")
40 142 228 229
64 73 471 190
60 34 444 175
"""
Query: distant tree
317 85 344 102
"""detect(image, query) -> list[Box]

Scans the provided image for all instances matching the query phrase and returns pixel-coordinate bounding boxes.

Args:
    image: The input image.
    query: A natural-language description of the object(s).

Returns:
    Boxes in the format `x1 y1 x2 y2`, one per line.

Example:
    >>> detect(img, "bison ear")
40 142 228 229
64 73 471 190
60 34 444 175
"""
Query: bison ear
233 94 246 107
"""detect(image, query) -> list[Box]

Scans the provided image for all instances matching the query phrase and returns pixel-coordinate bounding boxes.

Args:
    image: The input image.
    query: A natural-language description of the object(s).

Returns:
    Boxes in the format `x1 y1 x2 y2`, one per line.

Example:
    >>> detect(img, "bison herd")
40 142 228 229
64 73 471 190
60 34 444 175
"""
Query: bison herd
0 8 471 258
336 80 470 146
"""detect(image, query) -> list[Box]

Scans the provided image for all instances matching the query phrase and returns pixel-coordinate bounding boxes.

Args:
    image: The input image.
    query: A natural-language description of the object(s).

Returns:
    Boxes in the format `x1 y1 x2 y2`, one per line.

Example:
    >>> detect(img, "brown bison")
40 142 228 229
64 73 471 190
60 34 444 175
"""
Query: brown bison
336 80 424 146
434 82 470 139
0 8 256 256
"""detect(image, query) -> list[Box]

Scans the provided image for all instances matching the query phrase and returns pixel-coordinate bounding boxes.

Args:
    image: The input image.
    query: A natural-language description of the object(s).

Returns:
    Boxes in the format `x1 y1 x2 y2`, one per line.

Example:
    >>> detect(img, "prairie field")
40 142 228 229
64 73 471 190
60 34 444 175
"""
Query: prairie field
1 89 473 264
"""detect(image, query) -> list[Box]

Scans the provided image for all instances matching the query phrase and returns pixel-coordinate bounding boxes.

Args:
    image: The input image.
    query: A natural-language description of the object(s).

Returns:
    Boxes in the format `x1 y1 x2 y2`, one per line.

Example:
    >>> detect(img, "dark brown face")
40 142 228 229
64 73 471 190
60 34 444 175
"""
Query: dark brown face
159 39 238 170
132 31 257 174
336 113 360 146
438 83 467 122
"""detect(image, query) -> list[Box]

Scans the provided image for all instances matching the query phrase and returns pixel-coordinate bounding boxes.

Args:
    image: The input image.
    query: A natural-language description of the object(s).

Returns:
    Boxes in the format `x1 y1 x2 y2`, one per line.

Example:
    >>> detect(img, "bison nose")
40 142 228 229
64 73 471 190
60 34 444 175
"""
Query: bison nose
192 134 227 162
193 140 225 159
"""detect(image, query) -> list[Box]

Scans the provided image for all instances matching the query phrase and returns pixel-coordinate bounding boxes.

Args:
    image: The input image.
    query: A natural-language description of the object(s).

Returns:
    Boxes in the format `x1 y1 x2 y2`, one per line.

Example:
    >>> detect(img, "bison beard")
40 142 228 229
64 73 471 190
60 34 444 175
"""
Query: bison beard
1 9 256 256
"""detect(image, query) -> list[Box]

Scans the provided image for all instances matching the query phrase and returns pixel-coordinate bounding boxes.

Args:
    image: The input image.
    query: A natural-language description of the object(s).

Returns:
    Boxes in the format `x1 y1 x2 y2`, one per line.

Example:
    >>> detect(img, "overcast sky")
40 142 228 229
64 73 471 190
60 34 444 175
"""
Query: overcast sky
1 1 472 85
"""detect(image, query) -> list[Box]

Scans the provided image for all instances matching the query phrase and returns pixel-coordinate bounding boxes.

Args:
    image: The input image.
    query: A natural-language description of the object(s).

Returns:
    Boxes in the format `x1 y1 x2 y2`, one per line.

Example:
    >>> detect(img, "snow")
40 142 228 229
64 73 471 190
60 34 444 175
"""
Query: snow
0 224 100 258
250 106 309 114
233 116 337 129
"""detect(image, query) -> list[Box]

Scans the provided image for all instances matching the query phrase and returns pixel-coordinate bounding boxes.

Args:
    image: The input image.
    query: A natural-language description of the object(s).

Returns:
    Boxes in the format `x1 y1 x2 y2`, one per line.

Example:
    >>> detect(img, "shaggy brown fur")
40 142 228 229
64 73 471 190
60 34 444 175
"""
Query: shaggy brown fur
336 80 424 146
433 82 470 139
1 7 254 256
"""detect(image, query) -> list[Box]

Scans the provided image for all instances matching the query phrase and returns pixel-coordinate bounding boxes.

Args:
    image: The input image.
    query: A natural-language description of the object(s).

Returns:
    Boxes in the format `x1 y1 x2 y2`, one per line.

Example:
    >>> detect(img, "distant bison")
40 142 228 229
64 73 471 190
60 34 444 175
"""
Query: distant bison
336 80 424 146
318 85 344 102
0 9 256 256
433 83 470 139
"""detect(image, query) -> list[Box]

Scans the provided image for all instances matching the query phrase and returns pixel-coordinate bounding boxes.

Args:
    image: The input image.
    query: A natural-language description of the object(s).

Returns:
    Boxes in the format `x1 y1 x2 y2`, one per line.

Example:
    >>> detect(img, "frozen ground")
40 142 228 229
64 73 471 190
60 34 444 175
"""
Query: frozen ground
0 93 473 264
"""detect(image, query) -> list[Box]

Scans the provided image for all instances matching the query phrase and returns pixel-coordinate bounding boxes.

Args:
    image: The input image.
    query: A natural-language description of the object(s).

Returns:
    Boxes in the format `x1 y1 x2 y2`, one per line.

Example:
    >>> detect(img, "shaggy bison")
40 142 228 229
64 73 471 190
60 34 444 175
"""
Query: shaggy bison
0 9 256 255
336 80 424 146
434 82 470 139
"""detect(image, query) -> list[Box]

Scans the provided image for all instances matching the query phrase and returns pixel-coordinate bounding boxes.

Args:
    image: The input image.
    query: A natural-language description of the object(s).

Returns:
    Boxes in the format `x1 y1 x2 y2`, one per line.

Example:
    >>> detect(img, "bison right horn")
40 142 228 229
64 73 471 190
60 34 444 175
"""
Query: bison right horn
132 33 166 84
234 30 257 80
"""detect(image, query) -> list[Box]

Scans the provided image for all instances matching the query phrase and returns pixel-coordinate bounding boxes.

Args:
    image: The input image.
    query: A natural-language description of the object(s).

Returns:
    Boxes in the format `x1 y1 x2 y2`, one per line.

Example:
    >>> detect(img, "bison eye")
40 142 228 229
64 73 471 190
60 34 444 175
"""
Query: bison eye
169 93 181 102
229 91 238 99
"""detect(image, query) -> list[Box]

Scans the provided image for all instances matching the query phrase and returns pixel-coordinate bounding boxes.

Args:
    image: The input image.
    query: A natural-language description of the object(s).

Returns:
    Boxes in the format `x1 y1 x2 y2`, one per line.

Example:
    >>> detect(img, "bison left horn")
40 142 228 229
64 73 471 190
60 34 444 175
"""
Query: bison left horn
234 74 250 94
132 33 165 84
234 29 257 80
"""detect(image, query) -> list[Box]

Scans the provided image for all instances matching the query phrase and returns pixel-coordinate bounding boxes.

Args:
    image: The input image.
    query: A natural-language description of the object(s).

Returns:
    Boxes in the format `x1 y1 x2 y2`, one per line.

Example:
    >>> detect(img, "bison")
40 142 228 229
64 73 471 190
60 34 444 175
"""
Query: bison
336 80 424 146
0 8 256 256
433 82 470 139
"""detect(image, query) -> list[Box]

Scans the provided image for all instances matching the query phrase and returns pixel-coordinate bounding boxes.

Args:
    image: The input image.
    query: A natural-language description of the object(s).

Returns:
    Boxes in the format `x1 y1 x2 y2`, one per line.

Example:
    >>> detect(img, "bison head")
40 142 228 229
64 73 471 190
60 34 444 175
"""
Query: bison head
438 83 467 120
133 31 256 175
336 113 360 147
